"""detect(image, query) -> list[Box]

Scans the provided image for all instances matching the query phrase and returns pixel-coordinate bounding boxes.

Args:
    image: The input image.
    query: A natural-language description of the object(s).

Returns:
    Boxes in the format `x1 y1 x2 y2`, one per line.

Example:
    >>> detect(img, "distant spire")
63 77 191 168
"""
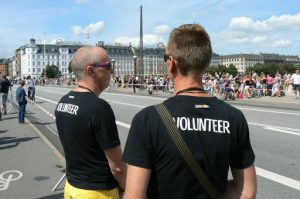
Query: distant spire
139 5 144 77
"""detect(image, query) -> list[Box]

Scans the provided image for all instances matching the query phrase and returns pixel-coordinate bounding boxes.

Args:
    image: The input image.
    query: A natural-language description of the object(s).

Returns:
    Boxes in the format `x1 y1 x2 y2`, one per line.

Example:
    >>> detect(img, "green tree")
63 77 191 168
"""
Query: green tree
205 66 217 74
227 64 238 76
217 64 227 74
44 65 61 78
41 68 45 77
68 61 72 73
263 64 279 76
278 63 295 74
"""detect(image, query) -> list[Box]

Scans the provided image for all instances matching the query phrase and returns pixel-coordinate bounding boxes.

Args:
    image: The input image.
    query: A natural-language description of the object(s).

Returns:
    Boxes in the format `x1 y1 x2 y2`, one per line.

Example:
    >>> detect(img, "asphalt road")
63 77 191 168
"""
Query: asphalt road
17 86 300 198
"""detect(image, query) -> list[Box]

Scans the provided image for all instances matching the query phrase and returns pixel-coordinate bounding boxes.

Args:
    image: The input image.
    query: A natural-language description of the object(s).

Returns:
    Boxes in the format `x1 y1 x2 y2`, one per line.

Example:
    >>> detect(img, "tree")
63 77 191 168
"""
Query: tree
227 64 238 76
264 64 279 76
68 61 72 73
278 63 295 74
205 66 217 74
44 65 61 78
217 64 227 74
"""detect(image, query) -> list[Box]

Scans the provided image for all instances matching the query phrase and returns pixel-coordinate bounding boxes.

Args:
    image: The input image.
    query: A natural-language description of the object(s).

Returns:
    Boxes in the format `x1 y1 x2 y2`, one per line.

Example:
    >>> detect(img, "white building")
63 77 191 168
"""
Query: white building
17 39 83 78
222 54 264 73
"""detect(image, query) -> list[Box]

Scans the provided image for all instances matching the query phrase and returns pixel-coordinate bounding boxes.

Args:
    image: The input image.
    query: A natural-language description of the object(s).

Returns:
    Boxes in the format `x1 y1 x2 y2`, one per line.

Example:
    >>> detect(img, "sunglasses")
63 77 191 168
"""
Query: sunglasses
164 54 170 62
91 62 112 70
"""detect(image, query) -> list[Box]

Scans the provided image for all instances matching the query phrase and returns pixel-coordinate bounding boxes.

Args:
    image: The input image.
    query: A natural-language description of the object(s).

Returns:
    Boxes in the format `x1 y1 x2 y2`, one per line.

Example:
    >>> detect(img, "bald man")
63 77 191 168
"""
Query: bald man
55 47 126 199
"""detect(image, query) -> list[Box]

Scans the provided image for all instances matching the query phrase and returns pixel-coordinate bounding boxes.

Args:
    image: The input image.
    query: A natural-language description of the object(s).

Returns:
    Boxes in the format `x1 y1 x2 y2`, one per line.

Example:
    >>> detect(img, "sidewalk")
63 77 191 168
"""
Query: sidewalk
0 108 65 199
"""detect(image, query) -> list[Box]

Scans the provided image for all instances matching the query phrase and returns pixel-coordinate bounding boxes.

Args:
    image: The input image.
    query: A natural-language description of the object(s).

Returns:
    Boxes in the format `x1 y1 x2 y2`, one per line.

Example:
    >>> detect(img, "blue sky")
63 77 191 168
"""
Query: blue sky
0 0 300 58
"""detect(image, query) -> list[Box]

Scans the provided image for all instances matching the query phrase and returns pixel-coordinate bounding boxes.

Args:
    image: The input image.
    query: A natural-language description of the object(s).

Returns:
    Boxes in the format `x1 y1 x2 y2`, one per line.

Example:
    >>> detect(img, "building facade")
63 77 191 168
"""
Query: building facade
0 59 9 79
99 42 165 77
14 39 166 79
210 53 222 67
222 54 264 72
17 39 83 79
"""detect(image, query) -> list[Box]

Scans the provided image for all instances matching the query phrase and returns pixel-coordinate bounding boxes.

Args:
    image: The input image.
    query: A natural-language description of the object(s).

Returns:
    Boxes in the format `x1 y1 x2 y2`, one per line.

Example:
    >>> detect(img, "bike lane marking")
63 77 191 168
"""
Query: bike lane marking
0 170 23 191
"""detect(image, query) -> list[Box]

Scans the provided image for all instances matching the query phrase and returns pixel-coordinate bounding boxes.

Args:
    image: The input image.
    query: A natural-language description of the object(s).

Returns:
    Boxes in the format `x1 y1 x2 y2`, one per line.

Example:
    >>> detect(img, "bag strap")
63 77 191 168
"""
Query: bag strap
154 103 221 199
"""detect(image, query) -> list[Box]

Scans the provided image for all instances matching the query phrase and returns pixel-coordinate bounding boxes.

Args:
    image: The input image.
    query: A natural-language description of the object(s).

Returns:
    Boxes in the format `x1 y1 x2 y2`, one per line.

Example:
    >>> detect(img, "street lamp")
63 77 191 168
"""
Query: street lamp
111 59 115 78
133 55 137 76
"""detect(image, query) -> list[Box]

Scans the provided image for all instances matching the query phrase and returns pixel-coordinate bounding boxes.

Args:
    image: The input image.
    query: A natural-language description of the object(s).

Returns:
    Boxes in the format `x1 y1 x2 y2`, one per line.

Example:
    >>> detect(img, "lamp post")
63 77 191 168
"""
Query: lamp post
133 56 137 77
111 59 115 78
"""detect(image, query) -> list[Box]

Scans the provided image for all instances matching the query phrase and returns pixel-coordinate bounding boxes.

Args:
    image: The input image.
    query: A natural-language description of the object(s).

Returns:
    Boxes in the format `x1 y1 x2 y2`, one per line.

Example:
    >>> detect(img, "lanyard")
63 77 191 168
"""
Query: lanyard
176 87 206 96
78 85 95 94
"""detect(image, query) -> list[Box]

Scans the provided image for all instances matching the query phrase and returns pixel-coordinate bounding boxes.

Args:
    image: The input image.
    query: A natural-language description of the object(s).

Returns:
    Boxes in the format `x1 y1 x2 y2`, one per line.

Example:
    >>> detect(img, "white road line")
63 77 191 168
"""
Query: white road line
235 106 300 116
108 100 145 108
248 122 300 133
36 96 58 104
256 167 300 191
116 121 131 129
263 127 300 136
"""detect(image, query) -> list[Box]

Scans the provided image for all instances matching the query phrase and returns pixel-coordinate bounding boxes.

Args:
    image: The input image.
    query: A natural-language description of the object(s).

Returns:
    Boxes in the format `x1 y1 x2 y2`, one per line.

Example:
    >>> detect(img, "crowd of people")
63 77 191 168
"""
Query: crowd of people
202 70 300 100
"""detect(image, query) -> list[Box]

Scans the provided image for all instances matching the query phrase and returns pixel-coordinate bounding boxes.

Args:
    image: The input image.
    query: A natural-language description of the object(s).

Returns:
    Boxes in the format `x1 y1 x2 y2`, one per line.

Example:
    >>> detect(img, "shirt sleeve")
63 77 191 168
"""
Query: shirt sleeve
122 110 153 169
92 105 120 150
230 111 255 169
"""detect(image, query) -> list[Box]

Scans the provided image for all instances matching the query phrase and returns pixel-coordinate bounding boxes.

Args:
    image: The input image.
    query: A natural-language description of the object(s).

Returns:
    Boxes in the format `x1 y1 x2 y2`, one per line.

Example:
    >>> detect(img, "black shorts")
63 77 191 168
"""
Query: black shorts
293 84 300 91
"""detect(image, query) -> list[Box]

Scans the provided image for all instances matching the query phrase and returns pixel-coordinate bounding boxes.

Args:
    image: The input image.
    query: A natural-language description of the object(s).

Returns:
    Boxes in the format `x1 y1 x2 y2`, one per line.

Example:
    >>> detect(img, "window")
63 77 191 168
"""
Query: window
33 68 35 73
32 61 35 66
38 68 41 73
28 68 31 72
32 55 35 59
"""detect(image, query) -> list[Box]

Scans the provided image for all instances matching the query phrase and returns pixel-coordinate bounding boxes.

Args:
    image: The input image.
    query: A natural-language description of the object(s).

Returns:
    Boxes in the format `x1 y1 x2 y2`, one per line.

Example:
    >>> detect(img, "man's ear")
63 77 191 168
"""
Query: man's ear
85 65 94 75
168 56 177 74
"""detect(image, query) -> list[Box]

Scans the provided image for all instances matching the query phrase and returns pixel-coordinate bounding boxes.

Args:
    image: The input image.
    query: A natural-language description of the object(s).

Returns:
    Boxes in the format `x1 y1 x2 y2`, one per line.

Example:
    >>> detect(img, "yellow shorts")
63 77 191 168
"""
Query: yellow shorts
64 180 120 199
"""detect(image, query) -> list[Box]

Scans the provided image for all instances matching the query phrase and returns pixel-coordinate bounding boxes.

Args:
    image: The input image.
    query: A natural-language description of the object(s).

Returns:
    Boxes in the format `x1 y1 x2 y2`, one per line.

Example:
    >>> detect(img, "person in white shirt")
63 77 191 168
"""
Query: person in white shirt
291 69 300 99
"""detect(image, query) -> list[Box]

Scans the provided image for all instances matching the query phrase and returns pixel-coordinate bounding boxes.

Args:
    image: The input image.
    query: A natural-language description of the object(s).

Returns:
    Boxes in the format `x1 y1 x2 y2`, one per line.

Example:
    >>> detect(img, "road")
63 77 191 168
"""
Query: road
20 86 300 198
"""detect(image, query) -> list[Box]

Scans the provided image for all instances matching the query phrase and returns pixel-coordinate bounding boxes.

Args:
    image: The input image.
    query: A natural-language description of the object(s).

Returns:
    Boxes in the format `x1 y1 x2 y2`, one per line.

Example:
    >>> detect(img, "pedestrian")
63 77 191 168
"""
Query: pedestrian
291 69 300 99
26 75 35 102
16 80 27 124
1 75 12 115
55 46 126 199
122 24 257 199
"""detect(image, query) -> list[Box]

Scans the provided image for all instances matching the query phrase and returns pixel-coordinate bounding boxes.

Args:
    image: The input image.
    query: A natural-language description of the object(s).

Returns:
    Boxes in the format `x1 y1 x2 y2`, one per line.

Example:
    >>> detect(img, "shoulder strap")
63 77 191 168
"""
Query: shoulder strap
154 103 221 199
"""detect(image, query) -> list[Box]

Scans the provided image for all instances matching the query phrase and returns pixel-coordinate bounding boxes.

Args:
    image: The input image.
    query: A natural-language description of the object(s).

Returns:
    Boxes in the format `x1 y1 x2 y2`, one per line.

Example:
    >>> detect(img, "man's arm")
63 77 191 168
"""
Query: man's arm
104 146 127 191
123 165 151 199
222 165 257 199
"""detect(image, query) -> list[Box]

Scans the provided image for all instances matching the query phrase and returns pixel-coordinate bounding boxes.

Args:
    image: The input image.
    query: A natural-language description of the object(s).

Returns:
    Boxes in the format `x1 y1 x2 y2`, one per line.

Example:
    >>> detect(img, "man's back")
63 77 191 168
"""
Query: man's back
55 91 120 190
123 95 255 199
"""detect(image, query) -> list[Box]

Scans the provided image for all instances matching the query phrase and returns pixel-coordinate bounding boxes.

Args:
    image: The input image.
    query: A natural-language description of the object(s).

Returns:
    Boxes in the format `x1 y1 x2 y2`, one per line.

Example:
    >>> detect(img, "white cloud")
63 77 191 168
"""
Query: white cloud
272 39 291 48
252 36 267 43
71 21 104 35
153 25 170 34
212 12 300 52
113 34 164 46
229 12 300 32
49 38 64 44
75 0 88 4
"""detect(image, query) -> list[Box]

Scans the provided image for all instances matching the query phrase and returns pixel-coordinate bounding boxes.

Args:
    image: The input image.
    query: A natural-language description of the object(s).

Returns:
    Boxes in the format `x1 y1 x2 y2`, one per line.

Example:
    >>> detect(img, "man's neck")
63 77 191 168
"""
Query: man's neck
173 74 208 96
75 80 101 96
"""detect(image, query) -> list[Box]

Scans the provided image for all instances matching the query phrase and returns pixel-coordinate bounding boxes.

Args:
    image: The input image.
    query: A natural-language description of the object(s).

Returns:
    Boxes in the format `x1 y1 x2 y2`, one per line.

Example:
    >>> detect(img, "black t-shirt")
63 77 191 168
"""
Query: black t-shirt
55 91 120 190
123 96 255 199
